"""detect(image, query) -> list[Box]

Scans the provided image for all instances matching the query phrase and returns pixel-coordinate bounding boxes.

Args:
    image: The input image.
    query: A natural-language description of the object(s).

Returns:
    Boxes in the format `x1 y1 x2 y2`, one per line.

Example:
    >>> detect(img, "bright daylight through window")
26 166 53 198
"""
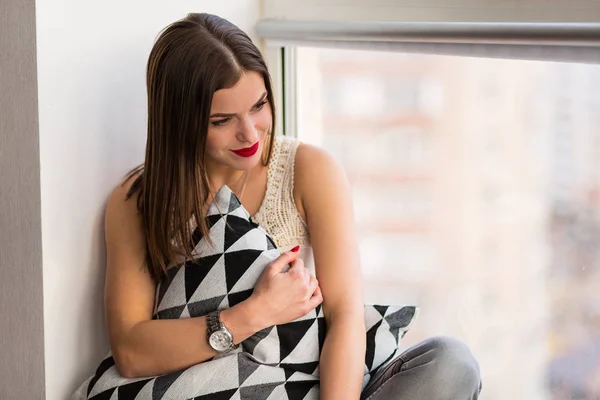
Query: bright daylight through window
296 47 600 399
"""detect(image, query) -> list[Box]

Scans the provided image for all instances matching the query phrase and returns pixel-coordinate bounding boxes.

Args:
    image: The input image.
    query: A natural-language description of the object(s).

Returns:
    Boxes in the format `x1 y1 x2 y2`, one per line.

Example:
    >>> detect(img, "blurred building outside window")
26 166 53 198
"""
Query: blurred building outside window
296 47 600 399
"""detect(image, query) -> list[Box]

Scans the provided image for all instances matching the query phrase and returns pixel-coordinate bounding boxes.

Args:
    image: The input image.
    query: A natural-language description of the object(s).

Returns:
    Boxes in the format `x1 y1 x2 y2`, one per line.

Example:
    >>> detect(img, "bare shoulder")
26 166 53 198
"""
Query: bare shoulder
294 142 351 218
295 142 349 195
107 171 141 213
105 170 144 246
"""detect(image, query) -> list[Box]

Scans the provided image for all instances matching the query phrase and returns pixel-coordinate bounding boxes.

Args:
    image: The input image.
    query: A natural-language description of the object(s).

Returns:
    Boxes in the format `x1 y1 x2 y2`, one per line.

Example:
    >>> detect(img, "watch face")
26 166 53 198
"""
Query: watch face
209 330 233 352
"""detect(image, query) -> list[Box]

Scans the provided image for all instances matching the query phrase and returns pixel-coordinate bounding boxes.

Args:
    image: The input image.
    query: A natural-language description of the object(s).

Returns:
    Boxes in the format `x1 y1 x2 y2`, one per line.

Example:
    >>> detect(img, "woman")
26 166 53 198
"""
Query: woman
96 13 481 400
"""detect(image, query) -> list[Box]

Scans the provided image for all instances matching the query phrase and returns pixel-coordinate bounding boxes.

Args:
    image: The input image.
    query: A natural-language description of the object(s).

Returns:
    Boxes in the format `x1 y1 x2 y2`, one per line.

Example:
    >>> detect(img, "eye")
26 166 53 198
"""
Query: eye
211 118 231 127
253 101 268 111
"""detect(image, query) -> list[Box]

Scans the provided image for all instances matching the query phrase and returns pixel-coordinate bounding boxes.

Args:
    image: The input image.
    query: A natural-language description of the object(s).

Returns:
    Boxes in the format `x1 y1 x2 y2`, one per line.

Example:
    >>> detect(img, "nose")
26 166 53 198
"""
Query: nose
236 114 260 144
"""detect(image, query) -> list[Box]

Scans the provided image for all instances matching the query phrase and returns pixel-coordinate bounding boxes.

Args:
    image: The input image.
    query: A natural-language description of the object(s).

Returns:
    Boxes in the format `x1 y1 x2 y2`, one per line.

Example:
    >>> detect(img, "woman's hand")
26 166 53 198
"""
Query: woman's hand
249 249 323 328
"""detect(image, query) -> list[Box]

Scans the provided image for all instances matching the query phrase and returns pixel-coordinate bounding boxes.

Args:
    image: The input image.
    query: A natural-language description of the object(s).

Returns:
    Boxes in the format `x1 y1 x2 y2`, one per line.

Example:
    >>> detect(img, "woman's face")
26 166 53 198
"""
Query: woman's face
205 71 272 172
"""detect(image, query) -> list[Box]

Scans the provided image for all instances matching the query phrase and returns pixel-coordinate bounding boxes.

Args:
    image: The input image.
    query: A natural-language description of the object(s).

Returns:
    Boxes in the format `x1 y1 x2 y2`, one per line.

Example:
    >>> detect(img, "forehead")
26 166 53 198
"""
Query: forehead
210 72 266 112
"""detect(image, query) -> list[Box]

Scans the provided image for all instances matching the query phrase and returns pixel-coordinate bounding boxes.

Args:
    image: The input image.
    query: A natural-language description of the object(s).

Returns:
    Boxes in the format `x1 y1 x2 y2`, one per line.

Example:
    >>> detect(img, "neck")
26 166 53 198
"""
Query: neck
205 165 250 201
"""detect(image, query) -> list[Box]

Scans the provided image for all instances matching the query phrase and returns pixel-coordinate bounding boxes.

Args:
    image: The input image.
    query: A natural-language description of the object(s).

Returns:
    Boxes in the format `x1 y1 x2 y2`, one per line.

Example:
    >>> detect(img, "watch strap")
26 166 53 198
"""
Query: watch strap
206 311 222 335
206 311 239 351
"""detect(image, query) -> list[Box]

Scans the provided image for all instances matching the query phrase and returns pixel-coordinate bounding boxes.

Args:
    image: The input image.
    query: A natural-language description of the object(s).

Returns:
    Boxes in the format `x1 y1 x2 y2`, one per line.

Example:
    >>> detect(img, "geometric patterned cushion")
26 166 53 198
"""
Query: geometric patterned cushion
362 304 418 388
75 185 418 400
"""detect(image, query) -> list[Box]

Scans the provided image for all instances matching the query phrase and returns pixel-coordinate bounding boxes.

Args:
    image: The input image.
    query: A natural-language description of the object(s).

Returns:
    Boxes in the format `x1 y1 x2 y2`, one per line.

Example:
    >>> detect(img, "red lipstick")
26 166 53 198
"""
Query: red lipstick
231 142 259 158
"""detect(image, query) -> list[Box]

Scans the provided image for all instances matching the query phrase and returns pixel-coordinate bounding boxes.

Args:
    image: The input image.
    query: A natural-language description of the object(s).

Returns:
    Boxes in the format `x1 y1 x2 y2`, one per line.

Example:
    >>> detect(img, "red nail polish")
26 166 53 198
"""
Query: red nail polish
291 245 300 253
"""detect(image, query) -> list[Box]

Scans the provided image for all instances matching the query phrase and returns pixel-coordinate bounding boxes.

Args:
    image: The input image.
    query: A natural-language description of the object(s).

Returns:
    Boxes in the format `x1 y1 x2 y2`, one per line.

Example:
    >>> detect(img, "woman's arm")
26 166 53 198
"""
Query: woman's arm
104 180 318 378
104 182 268 377
295 144 366 400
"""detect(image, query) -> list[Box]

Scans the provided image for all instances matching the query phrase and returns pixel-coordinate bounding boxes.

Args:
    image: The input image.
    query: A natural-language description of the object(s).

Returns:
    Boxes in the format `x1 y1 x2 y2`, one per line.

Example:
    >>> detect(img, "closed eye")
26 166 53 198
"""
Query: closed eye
253 100 268 112
211 118 232 127
209 92 268 127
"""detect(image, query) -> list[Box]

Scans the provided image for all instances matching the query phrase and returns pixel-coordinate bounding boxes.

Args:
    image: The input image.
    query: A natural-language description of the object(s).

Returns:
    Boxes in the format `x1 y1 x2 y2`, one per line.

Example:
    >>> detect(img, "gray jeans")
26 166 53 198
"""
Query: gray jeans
361 336 482 400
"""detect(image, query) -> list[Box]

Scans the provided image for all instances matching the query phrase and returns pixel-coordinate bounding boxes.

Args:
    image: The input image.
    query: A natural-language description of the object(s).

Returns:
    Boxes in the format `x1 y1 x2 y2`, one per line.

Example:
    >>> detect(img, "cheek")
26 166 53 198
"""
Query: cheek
206 126 235 151
204 132 219 152
205 133 228 158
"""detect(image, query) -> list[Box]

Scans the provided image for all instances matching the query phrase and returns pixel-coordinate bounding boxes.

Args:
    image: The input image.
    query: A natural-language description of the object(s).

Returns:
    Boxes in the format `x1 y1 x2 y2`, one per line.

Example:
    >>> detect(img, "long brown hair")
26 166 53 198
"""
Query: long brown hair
126 13 276 282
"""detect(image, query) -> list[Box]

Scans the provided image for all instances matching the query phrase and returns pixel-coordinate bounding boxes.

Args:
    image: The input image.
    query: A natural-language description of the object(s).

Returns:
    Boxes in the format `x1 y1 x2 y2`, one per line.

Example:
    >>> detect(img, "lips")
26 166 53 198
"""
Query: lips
231 141 259 158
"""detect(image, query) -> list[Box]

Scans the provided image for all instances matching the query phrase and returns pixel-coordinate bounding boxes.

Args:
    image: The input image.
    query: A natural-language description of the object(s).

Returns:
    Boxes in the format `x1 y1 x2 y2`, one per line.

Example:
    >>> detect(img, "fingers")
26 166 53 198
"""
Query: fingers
285 258 307 286
311 284 321 299
308 285 323 308
267 250 300 274
307 275 319 295
287 256 304 271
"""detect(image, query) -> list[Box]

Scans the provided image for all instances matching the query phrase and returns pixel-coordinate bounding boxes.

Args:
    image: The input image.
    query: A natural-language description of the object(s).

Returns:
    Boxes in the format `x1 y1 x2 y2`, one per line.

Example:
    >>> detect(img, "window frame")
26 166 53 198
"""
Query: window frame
259 19 600 137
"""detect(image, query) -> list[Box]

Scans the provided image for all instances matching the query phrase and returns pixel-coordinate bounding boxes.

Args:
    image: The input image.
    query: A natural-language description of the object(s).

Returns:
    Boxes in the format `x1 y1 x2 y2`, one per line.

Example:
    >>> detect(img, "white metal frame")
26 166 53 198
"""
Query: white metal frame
259 19 600 138
258 20 600 64
263 47 297 137
281 47 297 138
258 20 600 47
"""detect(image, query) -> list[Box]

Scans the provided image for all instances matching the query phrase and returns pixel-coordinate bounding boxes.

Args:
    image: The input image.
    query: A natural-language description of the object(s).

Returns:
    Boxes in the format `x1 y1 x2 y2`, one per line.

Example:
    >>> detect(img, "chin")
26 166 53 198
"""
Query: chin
237 154 261 169
220 153 254 169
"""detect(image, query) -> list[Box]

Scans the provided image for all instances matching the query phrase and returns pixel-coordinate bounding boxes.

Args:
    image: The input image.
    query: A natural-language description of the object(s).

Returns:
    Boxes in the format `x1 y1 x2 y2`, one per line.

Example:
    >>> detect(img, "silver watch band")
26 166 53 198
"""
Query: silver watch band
206 311 222 333
206 311 239 351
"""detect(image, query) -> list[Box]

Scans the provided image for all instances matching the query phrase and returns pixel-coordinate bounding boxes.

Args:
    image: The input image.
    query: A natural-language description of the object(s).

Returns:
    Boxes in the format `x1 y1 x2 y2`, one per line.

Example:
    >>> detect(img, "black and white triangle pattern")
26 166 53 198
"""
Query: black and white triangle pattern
362 304 418 388
79 186 418 400
154 187 280 320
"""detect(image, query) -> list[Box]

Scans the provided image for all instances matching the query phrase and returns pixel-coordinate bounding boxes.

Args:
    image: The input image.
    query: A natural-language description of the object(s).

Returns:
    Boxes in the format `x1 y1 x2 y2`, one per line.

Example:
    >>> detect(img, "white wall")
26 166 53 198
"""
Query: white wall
35 1 261 398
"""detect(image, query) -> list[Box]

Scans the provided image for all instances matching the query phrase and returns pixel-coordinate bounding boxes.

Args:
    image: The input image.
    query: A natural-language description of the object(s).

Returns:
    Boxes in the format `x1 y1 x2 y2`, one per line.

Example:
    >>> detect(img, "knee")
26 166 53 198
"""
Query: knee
422 336 482 396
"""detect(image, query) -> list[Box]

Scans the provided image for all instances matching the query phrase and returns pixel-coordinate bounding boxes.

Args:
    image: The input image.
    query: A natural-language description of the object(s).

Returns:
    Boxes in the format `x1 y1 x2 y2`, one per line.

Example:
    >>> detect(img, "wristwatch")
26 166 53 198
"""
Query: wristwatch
206 311 238 353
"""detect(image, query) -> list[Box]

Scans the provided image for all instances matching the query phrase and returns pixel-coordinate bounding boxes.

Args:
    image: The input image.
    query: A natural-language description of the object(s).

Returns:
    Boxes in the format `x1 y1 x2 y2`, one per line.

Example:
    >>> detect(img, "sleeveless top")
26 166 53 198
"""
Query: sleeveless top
252 135 315 273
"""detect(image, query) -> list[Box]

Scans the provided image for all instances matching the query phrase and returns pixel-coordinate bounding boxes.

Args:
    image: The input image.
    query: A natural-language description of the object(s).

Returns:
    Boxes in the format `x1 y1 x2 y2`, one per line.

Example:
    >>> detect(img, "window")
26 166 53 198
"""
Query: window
258 10 600 398
295 47 600 399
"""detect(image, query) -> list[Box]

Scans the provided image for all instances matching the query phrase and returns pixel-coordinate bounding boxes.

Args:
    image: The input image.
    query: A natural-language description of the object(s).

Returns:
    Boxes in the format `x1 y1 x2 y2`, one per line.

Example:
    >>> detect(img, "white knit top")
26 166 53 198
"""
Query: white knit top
252 135 310 249
252 135 315 273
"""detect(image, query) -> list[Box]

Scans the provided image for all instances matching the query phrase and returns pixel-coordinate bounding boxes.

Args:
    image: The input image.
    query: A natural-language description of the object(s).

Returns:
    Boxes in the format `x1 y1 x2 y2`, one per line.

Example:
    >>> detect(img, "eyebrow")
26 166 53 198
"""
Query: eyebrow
210 92 268 118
